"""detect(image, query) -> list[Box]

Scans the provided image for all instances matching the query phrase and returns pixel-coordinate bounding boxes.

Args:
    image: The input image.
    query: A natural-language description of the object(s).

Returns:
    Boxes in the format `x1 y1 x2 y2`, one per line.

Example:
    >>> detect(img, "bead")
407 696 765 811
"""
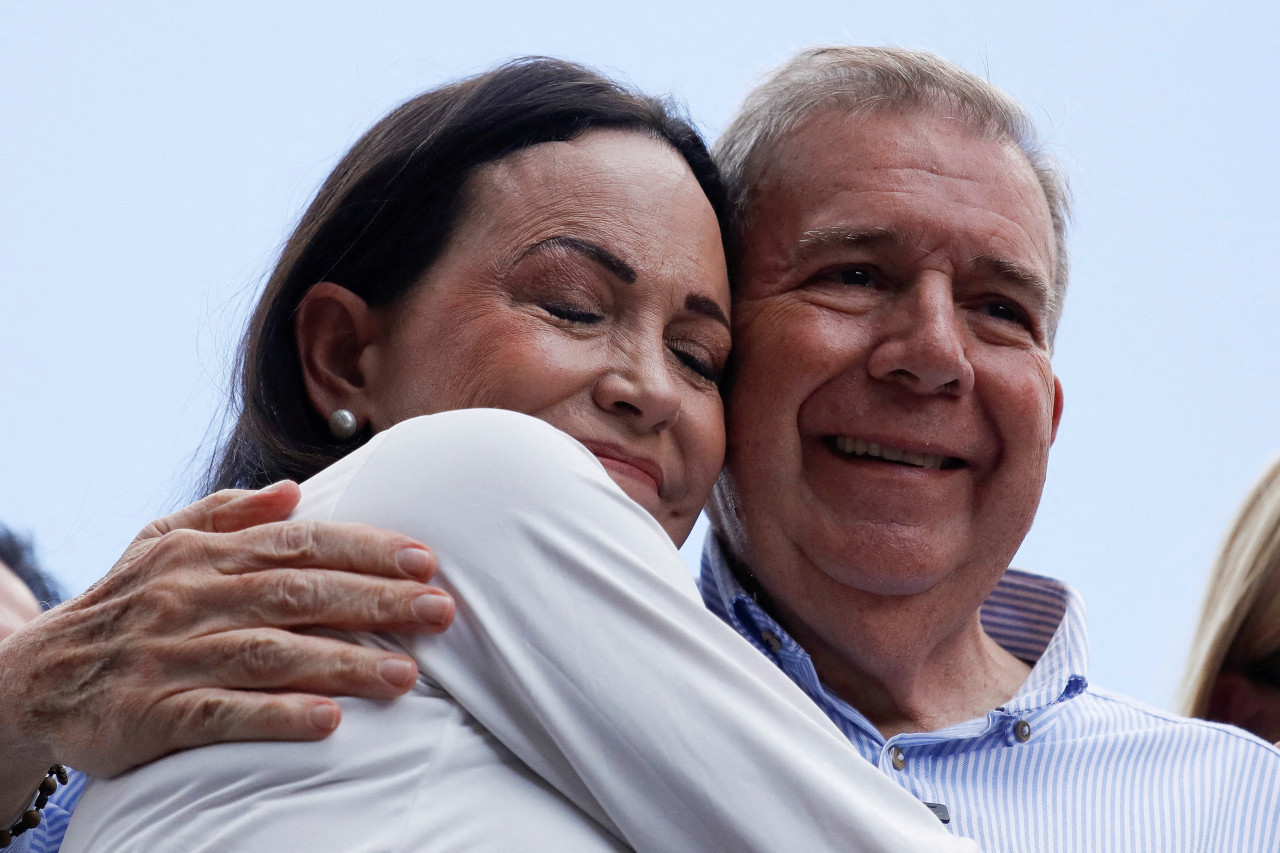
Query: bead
328 408 359 440
4 766 64 842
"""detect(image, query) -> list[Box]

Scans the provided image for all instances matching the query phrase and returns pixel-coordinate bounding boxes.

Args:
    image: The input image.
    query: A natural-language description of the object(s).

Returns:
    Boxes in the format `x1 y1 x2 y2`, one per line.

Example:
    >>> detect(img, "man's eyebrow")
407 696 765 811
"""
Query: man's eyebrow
684 294 729 329
790 226 894 265
973 254 1058 314
522 236 637 284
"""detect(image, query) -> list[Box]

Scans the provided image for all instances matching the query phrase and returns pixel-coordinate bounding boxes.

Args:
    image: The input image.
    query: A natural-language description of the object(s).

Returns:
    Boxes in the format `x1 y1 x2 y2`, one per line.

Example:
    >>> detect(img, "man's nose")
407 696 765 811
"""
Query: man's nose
593 343 682 431
866 275 975 396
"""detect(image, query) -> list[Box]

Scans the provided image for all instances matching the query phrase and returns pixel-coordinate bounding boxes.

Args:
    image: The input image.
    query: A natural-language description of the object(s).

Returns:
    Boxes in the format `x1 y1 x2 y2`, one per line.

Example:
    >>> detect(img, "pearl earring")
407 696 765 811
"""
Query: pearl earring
328 409 359 440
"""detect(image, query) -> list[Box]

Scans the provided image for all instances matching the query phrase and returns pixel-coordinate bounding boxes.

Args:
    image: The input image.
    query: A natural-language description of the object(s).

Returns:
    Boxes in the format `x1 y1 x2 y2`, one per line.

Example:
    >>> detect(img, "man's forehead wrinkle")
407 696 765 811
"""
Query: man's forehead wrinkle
789 220 951 261
795 225 893 251
784 226 894 273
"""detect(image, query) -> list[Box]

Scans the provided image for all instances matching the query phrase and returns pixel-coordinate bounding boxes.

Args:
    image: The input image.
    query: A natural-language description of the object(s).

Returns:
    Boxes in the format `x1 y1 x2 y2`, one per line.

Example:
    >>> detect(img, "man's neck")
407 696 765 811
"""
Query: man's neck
785 606 1031 738
730 553 1032 738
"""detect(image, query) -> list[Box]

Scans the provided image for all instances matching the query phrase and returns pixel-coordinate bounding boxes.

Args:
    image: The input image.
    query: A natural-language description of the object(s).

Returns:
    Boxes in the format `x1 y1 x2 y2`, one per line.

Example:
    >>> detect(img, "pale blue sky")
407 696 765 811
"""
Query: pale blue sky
3 0 1278 710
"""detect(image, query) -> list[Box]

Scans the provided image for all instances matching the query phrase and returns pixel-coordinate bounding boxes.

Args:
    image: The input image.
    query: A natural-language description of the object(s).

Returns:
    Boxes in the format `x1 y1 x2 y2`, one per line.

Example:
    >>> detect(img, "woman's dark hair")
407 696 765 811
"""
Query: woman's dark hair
0 525 62 609
204 57 728 493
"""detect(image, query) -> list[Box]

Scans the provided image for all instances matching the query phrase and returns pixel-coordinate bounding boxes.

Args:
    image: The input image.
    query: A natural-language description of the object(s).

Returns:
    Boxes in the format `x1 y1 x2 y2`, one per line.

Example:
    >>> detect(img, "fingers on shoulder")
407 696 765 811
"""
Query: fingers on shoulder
228 570 449 632
152 688 345 752
139 486 285 540
143 631 420 737
205 519 435 580
205 629 418 697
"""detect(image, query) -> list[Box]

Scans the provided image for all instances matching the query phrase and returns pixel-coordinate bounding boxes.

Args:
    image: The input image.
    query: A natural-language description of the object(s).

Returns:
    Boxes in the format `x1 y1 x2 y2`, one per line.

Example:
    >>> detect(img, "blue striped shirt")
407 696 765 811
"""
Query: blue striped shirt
700 534 1280 851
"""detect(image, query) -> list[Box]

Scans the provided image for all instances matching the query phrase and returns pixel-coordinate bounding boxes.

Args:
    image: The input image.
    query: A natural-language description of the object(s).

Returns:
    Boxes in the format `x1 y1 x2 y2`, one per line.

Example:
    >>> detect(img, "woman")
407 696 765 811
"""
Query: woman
1181 454 1280 745
56 59 974 851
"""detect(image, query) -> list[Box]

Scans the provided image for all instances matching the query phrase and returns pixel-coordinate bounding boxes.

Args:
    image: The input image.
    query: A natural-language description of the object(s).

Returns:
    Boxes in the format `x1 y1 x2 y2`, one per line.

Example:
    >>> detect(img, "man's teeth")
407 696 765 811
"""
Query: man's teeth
832 437 948 470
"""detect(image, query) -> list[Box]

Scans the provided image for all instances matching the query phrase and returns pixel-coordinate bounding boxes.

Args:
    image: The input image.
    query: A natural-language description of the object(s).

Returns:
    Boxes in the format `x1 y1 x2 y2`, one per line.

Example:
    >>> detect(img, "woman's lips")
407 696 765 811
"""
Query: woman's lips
576 440 664 497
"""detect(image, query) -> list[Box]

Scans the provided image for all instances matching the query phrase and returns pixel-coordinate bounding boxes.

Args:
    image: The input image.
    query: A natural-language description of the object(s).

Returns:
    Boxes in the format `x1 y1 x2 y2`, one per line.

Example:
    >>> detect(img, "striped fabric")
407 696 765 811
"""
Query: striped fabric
701 535 1280 852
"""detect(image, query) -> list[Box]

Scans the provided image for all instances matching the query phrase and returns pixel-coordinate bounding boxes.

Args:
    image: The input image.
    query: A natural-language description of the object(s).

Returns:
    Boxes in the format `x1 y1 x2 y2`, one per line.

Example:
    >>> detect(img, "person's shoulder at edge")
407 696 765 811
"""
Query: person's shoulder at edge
1082 683 1280 756
996 566 1280 760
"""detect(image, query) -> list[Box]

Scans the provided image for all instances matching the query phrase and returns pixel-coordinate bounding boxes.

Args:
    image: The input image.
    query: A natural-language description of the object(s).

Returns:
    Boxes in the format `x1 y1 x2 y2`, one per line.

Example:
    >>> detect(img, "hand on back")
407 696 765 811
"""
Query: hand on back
0 481 454 781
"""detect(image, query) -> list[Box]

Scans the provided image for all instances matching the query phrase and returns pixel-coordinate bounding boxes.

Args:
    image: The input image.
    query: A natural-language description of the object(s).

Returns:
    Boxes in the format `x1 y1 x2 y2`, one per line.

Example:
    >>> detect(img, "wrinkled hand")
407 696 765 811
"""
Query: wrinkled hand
0 481 453 796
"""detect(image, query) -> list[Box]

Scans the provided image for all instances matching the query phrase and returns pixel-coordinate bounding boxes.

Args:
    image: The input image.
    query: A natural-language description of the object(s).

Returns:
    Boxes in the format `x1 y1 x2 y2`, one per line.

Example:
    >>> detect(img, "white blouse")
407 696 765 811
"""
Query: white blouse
63 409 977 852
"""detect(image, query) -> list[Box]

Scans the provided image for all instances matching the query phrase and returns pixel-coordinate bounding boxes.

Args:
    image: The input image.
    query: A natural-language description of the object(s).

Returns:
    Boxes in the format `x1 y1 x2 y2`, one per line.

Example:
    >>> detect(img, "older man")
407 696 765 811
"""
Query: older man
700 46 1279 850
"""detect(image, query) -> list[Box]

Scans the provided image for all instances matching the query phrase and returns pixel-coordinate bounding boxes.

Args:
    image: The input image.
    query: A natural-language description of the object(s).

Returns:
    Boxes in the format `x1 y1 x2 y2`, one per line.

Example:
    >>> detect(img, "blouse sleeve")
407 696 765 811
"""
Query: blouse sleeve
325 409 978 852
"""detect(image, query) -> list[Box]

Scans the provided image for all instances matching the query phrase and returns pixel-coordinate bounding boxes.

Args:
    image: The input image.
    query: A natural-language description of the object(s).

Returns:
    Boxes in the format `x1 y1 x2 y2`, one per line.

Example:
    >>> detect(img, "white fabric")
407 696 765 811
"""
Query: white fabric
63 409 977 852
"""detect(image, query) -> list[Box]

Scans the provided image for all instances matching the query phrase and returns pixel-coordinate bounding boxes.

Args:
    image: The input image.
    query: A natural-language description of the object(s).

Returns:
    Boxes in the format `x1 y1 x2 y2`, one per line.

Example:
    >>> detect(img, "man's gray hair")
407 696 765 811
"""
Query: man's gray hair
715 46 1071 332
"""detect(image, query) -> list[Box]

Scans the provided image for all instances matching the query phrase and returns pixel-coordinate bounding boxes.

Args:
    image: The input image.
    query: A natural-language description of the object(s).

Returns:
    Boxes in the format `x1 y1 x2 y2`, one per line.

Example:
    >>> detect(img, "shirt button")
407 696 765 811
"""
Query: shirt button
890 746 906 771
1014 719 1032 742
761 630 782 653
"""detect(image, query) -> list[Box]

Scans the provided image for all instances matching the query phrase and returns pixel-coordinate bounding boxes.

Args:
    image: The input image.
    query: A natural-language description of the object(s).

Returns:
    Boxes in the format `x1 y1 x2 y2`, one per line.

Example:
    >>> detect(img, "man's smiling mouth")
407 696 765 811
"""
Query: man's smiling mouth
826 436 966 471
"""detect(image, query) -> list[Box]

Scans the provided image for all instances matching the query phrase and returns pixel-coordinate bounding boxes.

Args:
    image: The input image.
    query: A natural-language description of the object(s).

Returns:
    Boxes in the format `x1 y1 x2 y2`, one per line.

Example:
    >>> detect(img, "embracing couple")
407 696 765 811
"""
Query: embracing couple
3 46 1277 853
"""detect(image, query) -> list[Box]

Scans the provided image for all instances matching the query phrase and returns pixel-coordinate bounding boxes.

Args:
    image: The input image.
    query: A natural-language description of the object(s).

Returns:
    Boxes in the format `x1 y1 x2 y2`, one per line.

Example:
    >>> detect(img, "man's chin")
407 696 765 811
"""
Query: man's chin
803 529 971 600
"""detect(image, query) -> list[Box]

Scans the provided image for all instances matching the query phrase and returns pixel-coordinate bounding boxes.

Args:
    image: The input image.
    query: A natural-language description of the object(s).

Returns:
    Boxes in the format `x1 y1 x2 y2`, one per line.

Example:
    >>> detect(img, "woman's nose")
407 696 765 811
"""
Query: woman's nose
593 345 682 431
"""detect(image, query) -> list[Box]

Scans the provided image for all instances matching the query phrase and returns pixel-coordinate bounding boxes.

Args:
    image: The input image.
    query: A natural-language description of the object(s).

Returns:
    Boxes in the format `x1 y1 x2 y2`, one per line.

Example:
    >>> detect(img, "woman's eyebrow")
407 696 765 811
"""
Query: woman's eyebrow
685 294 729 329
523 236 637 284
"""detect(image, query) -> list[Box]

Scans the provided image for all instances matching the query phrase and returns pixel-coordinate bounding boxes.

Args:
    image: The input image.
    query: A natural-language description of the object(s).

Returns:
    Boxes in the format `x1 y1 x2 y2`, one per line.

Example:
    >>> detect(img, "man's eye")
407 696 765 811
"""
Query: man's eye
980 300 1030 327
830 267 874 287
543 302 603 323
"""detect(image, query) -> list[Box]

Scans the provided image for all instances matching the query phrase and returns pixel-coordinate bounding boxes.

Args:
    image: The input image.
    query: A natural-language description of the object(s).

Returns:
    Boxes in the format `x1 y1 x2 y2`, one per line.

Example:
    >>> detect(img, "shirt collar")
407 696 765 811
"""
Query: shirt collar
698 533 1089 717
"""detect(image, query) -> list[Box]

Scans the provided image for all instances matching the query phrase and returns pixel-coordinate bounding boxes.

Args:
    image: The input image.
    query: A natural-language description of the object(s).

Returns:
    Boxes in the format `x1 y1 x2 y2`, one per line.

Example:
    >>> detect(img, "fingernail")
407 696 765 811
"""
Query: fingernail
396 547 434 579
411 593 453 625
263 480 292 493
309 703 341 732
378 657 417 688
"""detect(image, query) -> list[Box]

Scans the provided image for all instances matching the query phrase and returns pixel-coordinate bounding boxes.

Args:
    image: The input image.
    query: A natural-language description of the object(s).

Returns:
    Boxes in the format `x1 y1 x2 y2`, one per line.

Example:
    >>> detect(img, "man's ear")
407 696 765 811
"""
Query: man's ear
295 282 381 429
1049 375 1064 443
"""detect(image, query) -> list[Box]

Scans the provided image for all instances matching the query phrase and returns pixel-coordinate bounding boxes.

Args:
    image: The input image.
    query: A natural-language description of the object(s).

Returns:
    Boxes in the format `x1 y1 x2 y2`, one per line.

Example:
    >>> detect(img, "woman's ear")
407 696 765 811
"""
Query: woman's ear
295 282 381 428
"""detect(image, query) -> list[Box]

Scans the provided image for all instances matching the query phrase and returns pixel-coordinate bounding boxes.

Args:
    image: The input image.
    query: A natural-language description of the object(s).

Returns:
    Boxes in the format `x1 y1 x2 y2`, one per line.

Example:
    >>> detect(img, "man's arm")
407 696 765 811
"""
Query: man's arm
0 481 454 826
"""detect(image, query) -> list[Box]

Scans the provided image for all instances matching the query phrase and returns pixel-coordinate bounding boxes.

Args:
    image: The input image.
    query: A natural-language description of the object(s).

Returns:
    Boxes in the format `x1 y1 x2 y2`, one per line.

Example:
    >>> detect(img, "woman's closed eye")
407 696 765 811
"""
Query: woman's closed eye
669 342 724 385
542 301 604 324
